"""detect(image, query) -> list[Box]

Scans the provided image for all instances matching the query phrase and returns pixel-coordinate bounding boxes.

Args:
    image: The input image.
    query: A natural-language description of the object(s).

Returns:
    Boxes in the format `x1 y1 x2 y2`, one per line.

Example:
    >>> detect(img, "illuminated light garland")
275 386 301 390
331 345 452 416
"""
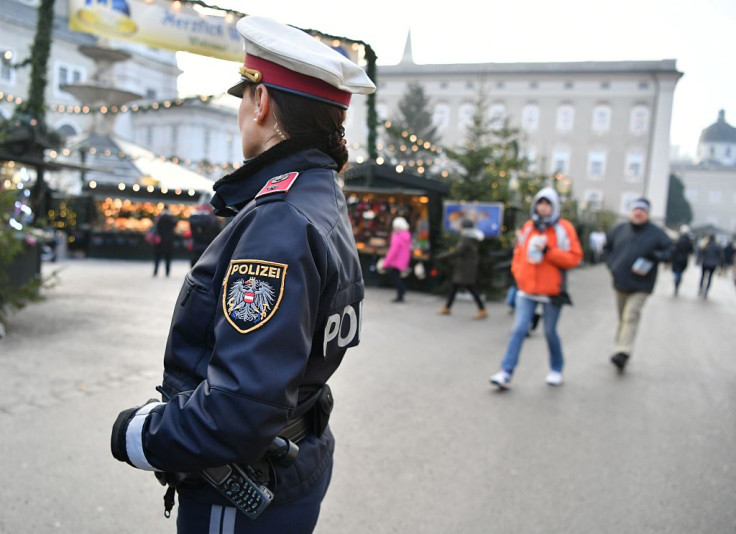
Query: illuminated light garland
12 95 219 116
381 120 442 155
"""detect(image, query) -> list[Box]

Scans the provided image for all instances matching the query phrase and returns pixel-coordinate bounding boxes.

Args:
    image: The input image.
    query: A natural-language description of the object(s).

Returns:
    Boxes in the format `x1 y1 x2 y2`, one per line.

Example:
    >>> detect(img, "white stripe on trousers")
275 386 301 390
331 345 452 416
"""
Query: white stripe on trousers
208 505 237 534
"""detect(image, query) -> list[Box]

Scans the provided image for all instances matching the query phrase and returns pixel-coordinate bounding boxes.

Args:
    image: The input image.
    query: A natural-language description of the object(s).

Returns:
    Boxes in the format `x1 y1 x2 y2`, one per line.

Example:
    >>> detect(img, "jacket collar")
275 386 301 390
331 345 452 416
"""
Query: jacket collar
210 138 337 215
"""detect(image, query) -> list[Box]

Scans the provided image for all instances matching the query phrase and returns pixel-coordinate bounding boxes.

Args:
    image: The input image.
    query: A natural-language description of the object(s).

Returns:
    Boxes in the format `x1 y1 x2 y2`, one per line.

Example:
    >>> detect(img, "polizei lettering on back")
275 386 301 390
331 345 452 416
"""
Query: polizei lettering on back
323 301 362 357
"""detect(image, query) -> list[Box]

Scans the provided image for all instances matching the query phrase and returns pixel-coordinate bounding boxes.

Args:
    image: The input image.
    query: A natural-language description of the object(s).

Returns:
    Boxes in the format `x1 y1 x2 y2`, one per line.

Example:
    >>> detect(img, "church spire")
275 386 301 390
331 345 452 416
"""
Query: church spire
400 30 414 64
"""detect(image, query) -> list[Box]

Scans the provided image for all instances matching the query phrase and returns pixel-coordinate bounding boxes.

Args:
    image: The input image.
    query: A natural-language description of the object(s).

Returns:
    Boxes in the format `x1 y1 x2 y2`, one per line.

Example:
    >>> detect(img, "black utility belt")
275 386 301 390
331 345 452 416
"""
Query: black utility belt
281 384 334 444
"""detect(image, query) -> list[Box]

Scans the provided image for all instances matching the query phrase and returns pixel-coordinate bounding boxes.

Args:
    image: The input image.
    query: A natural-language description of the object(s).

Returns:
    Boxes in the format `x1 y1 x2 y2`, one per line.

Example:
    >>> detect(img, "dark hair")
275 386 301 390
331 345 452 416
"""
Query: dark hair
248 85 349 171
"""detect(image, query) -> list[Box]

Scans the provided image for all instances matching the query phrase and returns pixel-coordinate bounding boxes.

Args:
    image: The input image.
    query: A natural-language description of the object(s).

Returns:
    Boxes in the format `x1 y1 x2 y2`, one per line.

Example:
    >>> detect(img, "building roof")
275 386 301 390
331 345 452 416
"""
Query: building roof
699 110 736 144
378 58 682 77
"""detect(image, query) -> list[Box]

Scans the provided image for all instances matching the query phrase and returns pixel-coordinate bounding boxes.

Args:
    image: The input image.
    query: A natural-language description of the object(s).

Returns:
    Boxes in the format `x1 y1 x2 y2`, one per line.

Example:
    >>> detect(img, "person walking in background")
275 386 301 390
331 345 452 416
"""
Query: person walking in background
153 205 177 277
381 216 412 302
187 204 222 267
603 198 671 372
697 234 723 298
489 187 582 389
437 218 487 319
588 227 607 264
670 225 694 296
720 240 734 278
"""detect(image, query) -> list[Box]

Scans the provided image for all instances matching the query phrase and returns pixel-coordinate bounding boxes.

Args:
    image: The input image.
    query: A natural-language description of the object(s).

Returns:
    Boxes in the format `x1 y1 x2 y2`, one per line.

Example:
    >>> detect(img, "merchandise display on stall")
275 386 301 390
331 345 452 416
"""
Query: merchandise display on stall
348 192 431 261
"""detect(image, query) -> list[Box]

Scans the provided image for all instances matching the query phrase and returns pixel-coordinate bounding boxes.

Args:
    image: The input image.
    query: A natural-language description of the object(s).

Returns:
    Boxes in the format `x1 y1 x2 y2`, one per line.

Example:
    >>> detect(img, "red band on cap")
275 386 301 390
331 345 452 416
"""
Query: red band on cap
245 55 351 108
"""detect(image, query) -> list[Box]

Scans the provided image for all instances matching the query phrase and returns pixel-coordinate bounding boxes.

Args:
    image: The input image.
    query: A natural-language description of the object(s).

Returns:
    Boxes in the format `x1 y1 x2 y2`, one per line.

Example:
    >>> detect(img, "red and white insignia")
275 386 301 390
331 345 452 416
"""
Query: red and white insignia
223 259 288 334
255 172 300 198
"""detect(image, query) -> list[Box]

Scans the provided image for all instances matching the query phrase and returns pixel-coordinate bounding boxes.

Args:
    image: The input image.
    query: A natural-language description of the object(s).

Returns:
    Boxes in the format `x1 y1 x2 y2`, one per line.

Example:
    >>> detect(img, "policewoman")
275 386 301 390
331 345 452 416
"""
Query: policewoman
111 16 375 533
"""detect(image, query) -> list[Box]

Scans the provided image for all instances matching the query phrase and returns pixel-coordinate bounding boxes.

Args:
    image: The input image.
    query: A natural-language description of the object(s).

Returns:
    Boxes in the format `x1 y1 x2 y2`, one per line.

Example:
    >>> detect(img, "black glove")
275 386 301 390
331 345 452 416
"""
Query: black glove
111 399 160 466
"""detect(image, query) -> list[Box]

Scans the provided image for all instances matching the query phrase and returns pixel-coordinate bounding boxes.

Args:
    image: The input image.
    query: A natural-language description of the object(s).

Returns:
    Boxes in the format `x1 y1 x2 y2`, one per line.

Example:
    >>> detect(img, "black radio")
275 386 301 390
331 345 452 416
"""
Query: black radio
201 463 273 519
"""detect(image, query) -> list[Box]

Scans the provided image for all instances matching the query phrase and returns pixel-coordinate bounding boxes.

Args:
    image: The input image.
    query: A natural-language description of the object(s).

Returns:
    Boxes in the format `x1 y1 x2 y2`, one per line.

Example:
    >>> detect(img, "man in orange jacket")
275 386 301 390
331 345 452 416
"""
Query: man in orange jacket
490 187 582 389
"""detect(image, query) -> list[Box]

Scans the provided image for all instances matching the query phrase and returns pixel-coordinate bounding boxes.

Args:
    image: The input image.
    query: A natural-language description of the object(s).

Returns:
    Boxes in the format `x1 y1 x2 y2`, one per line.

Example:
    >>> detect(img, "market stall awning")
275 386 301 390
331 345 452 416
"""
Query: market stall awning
343 162 451 194
63 133 215 194
115 138 216 193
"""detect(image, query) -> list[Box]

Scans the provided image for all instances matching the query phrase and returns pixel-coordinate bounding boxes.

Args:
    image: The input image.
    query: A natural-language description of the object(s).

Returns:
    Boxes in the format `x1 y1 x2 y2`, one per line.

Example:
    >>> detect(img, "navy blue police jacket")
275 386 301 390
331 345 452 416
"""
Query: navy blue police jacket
139 140 364 504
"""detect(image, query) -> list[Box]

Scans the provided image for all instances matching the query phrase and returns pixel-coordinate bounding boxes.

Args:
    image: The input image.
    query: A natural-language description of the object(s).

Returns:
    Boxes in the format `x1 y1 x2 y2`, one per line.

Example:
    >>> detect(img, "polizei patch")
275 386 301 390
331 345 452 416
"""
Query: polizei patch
223 259 288 333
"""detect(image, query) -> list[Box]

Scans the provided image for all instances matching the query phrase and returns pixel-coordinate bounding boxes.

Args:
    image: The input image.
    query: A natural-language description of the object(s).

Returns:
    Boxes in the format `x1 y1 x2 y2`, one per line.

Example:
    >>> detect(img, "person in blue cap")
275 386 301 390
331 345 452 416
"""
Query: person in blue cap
110 16 375 533
603 197 671 372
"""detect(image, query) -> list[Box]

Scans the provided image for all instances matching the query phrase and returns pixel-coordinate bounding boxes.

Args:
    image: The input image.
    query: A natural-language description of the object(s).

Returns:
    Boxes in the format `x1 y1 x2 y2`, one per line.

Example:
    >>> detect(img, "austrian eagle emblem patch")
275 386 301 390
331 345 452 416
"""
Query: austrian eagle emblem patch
223 259 288 333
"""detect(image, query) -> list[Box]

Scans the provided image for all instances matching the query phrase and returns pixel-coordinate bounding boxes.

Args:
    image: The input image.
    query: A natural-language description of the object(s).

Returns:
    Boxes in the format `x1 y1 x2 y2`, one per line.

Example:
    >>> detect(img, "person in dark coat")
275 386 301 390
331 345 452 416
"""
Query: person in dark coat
603 198 671 372
696 235 723 298
670 225 693 296
437 218 487 319
720 240 734 278
153 205 177 277
187 206 222 267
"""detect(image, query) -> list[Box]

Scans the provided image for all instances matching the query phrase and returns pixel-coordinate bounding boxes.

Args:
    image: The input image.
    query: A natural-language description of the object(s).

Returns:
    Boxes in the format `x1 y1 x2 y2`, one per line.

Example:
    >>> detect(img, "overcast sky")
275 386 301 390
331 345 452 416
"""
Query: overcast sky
177 0 736 158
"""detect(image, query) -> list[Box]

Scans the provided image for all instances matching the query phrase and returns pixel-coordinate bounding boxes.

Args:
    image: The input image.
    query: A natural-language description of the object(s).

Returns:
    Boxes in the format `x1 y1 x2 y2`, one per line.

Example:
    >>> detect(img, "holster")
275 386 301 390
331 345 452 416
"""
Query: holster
278 384 333 443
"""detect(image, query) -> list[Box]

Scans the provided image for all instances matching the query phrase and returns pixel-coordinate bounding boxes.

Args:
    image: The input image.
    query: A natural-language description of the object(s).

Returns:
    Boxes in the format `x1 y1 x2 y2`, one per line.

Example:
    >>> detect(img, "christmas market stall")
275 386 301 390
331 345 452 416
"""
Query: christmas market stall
59 134 216 259
341 161 450 289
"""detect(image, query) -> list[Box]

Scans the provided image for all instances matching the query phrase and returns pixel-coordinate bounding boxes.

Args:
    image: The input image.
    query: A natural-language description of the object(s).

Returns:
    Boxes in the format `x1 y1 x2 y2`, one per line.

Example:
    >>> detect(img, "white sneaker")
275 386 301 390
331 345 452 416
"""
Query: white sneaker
545 371 563 386
490 370 511 389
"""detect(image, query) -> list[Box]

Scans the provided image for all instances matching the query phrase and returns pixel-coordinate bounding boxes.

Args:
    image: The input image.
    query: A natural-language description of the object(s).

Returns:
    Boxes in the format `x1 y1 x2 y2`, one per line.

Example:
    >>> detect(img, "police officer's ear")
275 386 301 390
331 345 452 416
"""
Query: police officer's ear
253 85 272 125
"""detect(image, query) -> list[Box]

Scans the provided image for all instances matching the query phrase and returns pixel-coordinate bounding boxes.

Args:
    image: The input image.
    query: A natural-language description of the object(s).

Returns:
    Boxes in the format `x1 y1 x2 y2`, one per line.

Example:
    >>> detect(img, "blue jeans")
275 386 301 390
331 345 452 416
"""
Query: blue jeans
501 294 564 374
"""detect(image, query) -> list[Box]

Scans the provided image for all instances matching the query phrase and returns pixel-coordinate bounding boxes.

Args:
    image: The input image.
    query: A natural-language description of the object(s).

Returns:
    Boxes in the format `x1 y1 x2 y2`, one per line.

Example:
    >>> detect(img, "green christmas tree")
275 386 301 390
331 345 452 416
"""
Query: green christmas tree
381 82 441 174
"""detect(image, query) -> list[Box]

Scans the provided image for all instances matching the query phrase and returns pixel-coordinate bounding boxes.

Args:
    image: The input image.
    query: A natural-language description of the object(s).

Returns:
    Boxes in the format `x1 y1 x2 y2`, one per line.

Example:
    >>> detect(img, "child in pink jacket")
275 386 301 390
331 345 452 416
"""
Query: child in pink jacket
382 217 412 302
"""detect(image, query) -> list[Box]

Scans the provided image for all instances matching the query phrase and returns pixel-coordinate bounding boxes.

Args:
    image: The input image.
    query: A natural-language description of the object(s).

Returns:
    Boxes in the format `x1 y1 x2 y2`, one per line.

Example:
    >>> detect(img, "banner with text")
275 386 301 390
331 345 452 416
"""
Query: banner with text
68 0 243 62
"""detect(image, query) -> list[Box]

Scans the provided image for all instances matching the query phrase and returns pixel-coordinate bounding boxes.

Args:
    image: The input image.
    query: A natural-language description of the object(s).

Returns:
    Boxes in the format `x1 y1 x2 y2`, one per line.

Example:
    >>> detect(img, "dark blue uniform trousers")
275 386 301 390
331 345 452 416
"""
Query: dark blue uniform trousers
176 461 332 534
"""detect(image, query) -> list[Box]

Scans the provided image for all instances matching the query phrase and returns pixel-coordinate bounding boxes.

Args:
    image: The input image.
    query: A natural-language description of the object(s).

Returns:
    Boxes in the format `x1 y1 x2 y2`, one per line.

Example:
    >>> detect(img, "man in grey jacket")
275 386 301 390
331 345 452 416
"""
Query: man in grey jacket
604 198 671 372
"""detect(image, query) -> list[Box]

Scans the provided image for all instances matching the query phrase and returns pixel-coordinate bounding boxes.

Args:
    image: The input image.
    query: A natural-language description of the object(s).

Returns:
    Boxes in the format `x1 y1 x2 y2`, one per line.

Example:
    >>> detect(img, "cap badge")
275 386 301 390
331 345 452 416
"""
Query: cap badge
223 260 288 334
255 172 300 198
239 65 263 83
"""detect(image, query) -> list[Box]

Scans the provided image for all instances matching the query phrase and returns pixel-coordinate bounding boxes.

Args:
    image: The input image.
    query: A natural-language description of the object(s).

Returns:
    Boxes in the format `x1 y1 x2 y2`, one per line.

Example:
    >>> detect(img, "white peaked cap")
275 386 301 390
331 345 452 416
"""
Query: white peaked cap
227 16 376 108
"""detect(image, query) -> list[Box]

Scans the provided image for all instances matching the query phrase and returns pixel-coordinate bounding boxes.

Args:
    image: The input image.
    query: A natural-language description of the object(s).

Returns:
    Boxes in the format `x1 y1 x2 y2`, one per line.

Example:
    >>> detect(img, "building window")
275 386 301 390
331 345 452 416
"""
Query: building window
458 102 475 129
56 63 84 93
1 49 15 84
171 125 179 153
529 81 538 89
685 188 698 202
556 105 575 132
488 103 506 129
203 128 211 158
709 190 722 204
432 103 450 130
525 147 537 171
146 88 157 100
551 149 570 174
439 81 448 90
583 189 603 210
564 81 574 89
521 104 539 132
630 105 649 134
495 81 505 89
56 123 78 139
465 81 474 90
638 81 649 90
625 152 644 181
601 81 610 90
145 126 153 147
587 151 607 179
591 105 611 133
